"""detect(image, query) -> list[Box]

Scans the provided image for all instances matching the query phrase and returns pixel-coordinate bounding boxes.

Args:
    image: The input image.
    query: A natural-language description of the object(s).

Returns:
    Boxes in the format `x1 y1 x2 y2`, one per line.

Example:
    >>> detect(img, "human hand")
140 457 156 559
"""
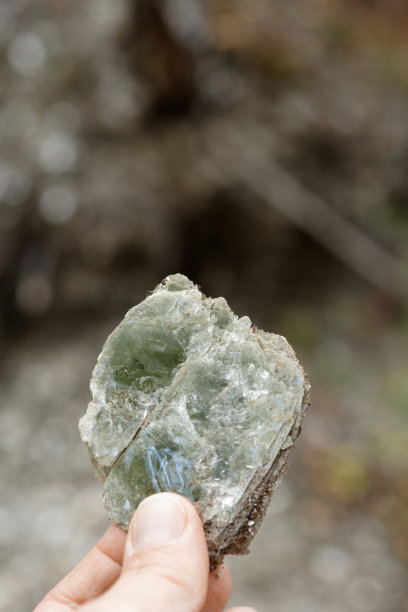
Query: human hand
35 492 257 612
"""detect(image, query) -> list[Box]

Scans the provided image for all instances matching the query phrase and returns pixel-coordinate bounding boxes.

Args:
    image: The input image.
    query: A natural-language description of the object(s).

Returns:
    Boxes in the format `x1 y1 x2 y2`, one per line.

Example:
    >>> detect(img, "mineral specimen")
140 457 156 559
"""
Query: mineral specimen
79 274 310 568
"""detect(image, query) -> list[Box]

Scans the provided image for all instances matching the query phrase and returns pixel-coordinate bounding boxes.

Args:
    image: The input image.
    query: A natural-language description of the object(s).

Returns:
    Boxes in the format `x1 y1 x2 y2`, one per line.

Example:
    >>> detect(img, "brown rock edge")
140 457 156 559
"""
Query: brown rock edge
202 377 311 571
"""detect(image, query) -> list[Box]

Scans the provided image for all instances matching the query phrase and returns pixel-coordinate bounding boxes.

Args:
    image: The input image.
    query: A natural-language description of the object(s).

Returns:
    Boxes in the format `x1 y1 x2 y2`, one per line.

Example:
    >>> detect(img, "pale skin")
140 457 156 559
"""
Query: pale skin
35 492 257 612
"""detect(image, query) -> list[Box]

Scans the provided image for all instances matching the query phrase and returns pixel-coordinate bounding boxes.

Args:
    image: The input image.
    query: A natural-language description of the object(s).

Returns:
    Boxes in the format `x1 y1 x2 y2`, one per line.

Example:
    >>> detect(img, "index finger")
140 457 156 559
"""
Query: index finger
34 524 126 611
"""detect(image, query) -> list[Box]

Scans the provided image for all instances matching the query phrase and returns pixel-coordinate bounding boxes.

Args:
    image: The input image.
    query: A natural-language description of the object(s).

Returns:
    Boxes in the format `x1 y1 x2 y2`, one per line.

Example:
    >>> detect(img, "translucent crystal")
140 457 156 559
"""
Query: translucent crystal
79 274 310 567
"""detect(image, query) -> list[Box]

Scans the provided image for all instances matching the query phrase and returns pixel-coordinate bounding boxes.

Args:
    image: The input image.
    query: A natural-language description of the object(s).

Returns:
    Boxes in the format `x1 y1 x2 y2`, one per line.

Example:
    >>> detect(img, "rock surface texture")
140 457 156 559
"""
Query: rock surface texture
79 274 310 568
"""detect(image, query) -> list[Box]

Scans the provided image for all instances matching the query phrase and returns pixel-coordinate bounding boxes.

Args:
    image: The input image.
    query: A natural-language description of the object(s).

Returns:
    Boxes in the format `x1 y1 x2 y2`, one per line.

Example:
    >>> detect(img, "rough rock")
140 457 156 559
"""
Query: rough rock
79 274 310 569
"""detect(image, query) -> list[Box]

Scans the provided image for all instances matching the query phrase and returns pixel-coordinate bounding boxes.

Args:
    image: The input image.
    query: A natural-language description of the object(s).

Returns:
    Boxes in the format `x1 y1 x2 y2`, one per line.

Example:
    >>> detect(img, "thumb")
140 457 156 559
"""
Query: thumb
83 493 209 612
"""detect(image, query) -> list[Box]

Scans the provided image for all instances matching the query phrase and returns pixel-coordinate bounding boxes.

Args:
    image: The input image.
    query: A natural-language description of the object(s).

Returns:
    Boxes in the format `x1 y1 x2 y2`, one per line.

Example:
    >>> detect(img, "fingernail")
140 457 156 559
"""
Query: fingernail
129 494 186 553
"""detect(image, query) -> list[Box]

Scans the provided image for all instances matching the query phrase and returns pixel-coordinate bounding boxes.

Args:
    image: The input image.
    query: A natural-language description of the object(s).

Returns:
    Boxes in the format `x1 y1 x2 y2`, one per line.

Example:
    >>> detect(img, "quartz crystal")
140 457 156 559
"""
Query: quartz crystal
79 274 310 568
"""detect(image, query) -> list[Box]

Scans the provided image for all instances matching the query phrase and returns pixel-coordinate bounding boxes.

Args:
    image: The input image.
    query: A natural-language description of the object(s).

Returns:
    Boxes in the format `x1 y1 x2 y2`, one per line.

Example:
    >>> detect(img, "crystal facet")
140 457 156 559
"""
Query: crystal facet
79 274 310 568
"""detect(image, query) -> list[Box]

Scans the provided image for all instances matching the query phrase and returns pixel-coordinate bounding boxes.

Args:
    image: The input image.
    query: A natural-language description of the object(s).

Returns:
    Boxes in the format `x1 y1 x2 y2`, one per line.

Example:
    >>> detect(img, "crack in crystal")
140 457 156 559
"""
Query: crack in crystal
105 402 152 478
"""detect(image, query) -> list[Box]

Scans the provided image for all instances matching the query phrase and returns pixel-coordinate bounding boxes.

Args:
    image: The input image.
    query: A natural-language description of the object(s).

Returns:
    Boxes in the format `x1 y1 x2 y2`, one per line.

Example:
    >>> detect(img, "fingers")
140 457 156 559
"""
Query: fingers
34 494 257 612
34 524 126 612
201 563 232 612
82 492 209 612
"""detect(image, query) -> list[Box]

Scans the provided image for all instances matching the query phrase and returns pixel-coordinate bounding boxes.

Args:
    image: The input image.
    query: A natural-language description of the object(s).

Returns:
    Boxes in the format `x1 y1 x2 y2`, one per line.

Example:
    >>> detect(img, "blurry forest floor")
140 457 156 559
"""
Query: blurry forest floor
1 1 408 611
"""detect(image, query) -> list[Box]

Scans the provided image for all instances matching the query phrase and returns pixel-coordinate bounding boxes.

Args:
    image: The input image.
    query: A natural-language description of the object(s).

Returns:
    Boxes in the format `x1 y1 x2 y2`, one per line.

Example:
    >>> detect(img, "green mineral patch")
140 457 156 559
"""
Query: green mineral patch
79 274 310 568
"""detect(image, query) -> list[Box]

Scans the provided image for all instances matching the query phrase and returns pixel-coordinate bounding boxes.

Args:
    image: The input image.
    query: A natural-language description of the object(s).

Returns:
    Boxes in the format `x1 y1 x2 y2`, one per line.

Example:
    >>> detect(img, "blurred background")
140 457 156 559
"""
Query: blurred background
1 0 408 610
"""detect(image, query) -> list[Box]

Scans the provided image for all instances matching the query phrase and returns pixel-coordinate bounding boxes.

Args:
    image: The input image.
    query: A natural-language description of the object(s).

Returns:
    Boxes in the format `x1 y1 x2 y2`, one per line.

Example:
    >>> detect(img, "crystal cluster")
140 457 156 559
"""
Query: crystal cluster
79 274 310 568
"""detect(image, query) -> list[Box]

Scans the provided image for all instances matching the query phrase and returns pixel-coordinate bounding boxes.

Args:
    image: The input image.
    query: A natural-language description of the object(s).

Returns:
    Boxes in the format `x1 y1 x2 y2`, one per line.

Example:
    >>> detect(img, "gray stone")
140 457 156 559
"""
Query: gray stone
79 274 310 568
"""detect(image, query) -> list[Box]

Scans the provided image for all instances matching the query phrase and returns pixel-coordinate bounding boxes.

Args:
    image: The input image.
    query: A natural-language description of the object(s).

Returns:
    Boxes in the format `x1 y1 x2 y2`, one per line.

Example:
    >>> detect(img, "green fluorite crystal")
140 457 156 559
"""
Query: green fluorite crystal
79 274 310 567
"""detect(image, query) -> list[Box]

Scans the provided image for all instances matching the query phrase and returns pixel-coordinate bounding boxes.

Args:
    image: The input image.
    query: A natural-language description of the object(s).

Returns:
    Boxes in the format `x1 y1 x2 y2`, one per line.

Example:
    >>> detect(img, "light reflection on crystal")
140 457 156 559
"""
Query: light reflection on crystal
143 430 195 498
